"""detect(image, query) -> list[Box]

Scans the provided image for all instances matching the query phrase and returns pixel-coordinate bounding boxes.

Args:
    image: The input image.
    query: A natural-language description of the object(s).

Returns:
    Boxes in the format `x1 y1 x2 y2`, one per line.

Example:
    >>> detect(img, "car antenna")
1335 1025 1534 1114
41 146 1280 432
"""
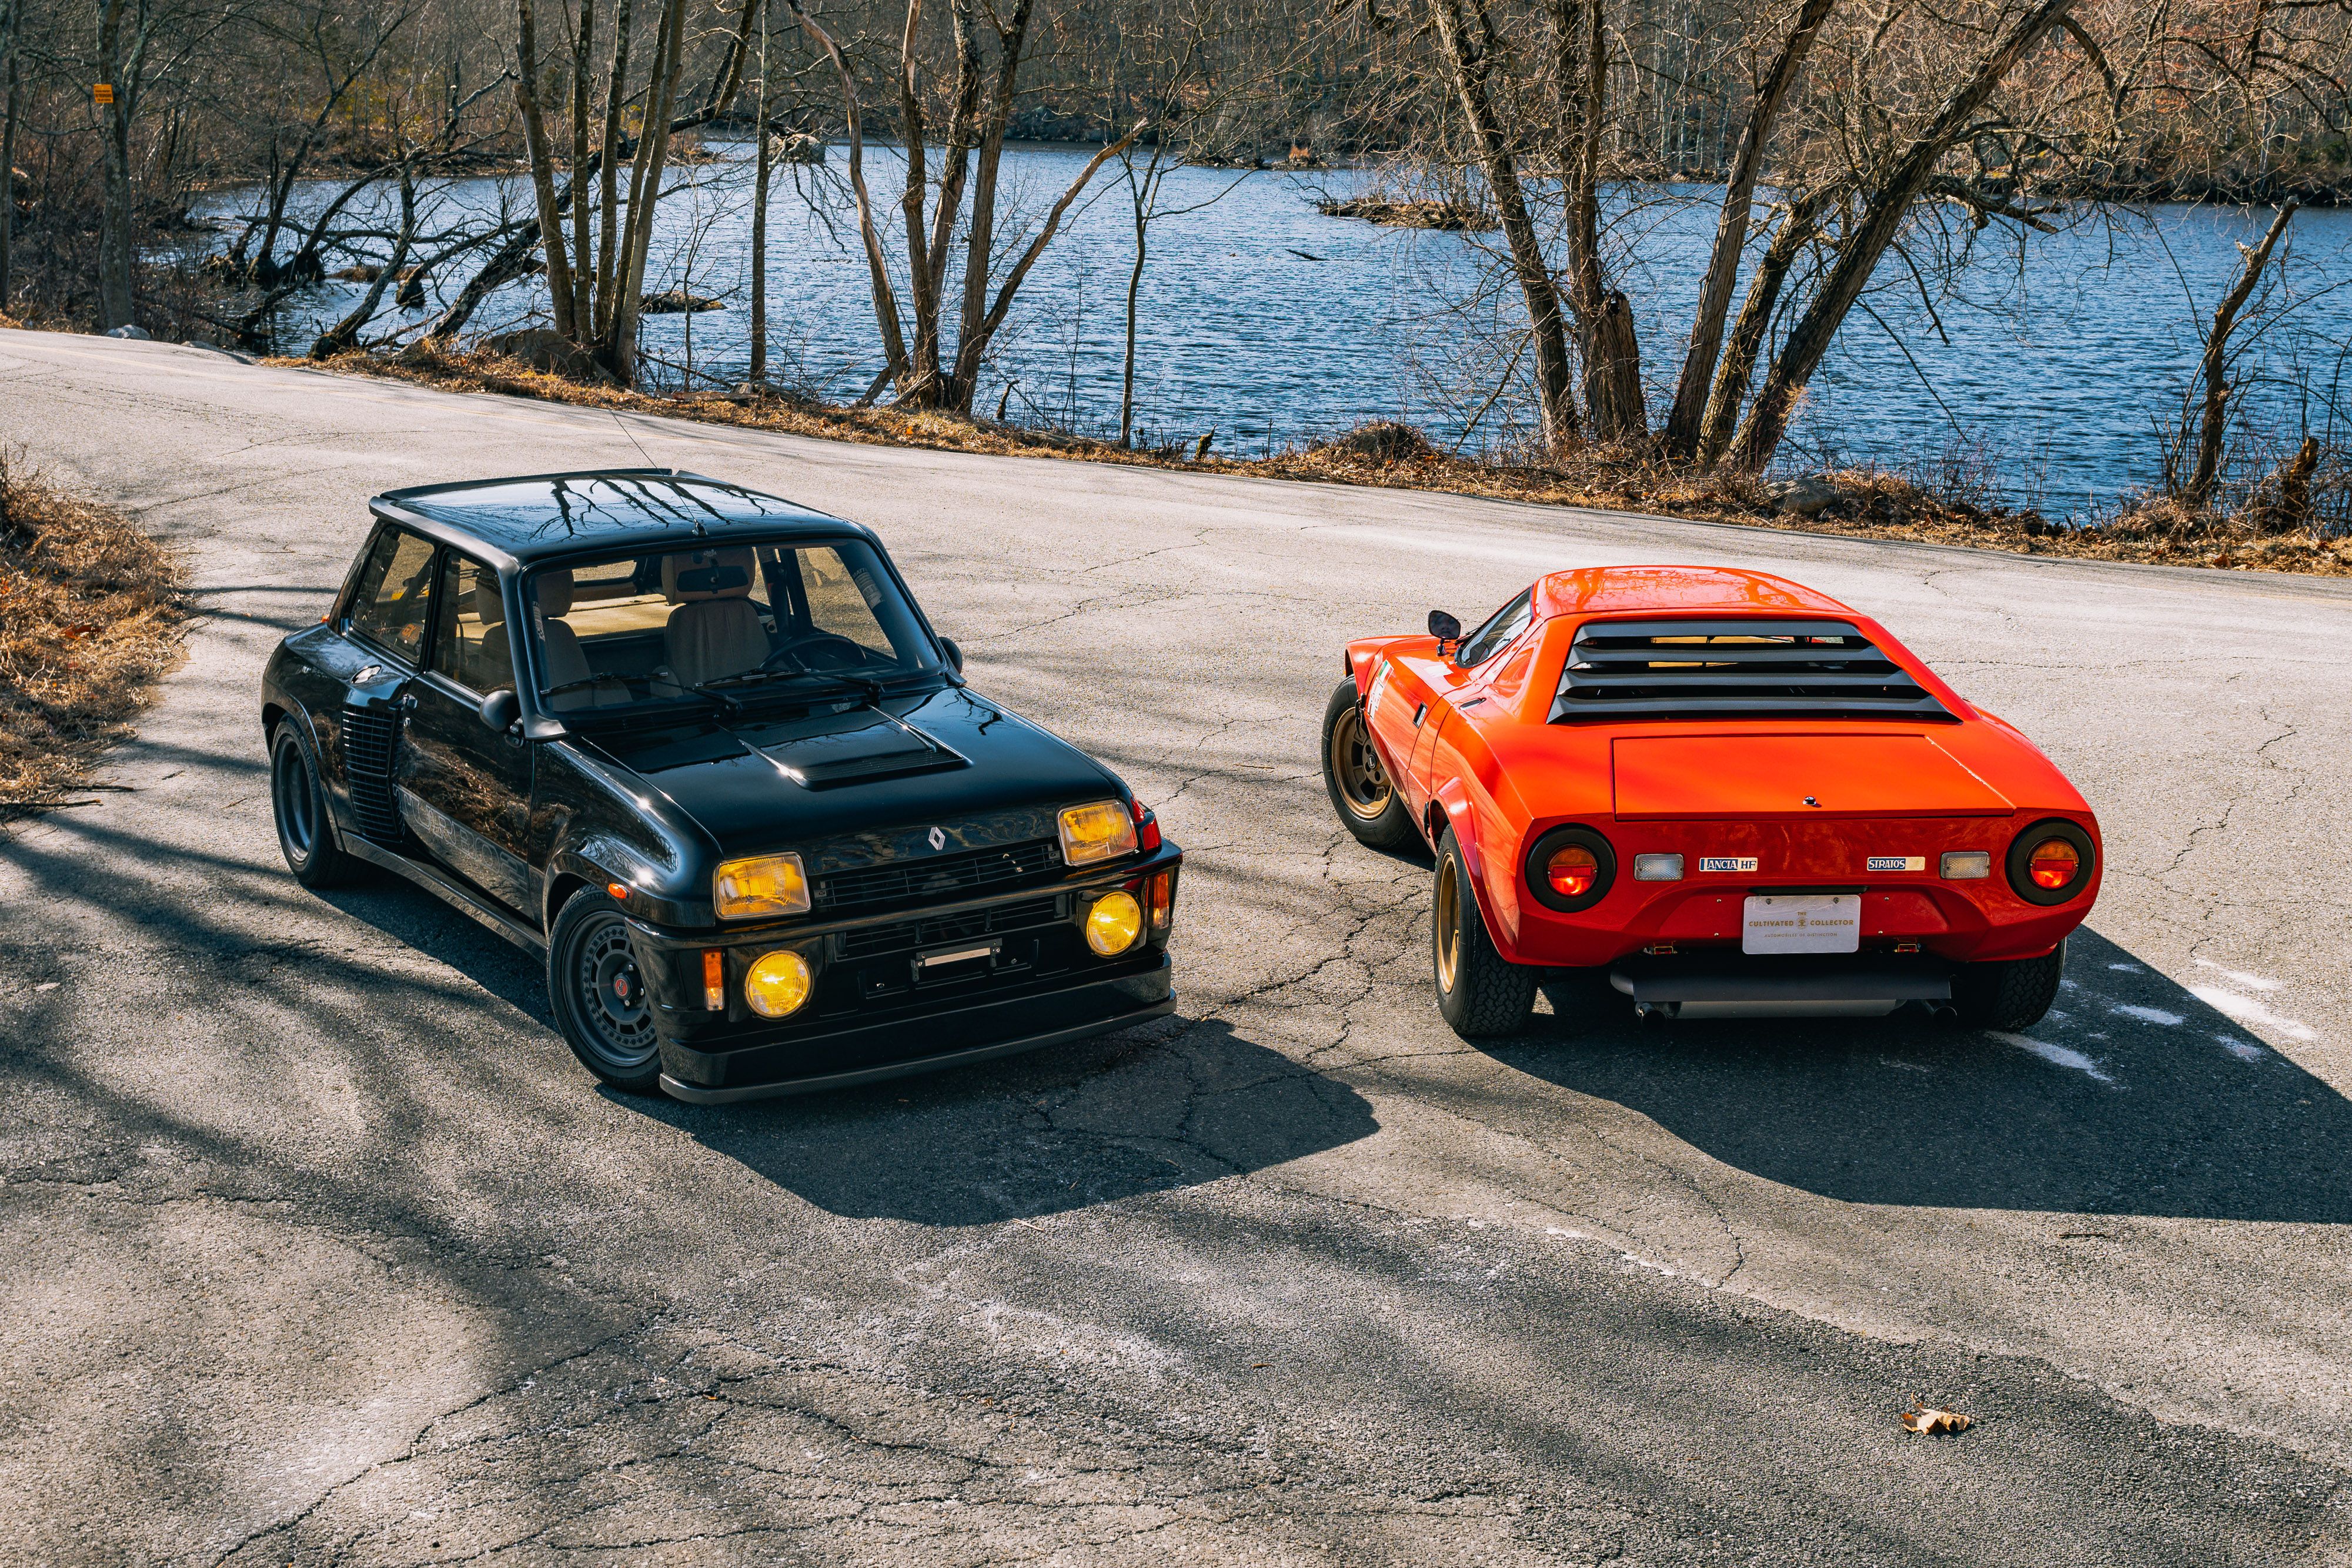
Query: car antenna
610 408 659 473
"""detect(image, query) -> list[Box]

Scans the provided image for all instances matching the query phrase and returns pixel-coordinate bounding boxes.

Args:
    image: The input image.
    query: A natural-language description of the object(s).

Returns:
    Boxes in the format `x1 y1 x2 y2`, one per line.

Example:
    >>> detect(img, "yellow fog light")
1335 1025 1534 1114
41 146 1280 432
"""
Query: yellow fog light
714 852 810 919
1058 800 1138 866
744 949 813 1017
1085 891 1144 956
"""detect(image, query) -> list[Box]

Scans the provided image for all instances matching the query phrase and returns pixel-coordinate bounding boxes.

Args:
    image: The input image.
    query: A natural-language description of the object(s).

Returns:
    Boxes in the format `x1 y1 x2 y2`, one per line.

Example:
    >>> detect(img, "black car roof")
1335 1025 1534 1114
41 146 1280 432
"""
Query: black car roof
369 469 862 566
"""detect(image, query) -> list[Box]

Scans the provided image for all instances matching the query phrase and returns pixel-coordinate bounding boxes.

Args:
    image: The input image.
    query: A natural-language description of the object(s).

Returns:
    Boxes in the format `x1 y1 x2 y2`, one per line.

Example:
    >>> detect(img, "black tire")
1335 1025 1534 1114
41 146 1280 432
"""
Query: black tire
547 887 666 1094
1432 828 1536 1038
1322 678 1417 850
270 721 362 890
1953 941 2067 1032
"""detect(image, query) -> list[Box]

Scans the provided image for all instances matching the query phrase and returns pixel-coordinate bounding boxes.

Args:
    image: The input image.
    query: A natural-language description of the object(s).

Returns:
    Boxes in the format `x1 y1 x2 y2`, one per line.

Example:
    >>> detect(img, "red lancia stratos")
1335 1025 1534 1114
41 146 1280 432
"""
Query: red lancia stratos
1319 566 2101 1038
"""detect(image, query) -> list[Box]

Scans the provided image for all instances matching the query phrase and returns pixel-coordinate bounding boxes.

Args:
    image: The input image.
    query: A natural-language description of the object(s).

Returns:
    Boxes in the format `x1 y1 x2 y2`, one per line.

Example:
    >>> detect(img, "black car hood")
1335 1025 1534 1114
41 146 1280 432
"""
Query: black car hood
576 685 1118 862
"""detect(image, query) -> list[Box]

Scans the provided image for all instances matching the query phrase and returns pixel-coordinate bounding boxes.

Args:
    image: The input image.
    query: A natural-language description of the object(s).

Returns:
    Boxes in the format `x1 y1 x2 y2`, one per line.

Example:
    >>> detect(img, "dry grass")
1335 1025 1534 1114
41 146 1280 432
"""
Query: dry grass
0 453 190 821
312 343 2352 579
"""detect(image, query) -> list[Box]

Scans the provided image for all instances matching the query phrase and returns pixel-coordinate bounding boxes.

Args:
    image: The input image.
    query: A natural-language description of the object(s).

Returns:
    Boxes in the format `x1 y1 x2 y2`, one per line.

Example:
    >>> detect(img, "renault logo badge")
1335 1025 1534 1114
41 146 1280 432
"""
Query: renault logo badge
927 826 947 851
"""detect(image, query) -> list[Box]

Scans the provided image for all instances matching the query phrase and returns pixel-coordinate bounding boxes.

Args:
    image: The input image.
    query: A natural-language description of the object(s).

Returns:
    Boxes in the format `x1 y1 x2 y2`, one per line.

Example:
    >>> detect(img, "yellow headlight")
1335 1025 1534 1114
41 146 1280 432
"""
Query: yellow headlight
1058 800 1138 866
744 949 813 1017
1085 891 1144 956
714 853 810 919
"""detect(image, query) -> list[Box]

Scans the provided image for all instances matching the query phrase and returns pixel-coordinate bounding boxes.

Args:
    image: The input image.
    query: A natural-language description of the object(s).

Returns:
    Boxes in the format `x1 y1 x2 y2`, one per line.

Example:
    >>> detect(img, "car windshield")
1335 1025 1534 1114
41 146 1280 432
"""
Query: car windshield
520 539 941 712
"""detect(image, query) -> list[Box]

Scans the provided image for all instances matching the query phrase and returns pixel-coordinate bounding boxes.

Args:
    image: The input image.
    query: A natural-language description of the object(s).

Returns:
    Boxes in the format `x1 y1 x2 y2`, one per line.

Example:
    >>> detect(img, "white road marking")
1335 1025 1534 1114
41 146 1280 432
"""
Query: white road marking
1994 1032 2117 1084
2111 1004 2184 1026
2215 1035 2269 1062
2189 985 2318 1043
2107 962 2144 973
2194 958 2284 992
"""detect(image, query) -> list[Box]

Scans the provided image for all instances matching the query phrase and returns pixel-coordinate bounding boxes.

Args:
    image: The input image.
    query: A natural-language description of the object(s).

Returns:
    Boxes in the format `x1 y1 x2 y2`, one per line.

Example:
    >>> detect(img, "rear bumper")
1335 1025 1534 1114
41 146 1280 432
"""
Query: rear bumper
657 957 1174 1101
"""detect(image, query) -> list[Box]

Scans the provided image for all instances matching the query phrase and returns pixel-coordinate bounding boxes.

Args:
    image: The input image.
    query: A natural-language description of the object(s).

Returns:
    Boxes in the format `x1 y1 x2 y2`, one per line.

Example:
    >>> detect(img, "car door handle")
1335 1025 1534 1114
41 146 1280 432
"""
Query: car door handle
1412 703 1426 727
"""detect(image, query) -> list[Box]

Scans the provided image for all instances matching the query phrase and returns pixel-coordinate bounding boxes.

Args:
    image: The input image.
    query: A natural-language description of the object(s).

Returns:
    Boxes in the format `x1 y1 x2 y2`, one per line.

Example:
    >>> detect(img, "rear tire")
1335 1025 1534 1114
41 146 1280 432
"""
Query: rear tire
548 888 666 1094
1322 678 1416 850
1953 941 2066 1032
270 721 361 890
1432 828 1536 1038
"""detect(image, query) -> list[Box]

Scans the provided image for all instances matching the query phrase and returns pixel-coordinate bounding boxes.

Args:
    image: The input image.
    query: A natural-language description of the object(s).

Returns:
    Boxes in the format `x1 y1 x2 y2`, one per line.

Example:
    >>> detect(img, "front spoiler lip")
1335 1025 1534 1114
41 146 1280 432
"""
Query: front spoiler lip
658 994 1177 1103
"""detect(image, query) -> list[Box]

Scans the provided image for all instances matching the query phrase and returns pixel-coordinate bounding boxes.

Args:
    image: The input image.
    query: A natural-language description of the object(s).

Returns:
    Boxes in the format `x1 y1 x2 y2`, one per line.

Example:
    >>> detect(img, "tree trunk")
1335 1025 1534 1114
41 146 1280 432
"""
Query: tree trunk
1119 165 1147 447
943 0 1038 413
96 0 135 330
2184 200 2297 510
1726 0 2080 469
603 0 690 387
569 0 596 330
592 0 637 340
1696 188 1828 466
1 46 18 312
513 0 578 339
1661 0 1838 460
1427 0 1579 448
1544 0 1639 440
312 171 415 357
748 8 773 385
789 0 910 383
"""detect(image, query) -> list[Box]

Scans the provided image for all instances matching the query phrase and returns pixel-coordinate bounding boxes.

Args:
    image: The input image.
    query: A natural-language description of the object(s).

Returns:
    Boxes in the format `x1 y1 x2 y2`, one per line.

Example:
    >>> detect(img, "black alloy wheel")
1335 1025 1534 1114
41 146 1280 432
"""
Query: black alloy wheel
548 887 664 1092
1432 827 1535 1038
1322 678 1417 850
270 722 360 890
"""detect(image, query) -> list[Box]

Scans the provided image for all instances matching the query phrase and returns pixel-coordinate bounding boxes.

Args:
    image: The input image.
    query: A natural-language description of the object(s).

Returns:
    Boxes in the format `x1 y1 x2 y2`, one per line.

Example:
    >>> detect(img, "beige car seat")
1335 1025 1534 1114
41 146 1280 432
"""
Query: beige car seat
663 547 766 688
482 570 596 708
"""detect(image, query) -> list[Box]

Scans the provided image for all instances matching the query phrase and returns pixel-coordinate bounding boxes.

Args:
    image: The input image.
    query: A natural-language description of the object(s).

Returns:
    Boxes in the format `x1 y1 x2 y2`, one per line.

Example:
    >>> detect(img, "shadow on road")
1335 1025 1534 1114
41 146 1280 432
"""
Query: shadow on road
632 1016 1381 1226
1488 927 2351 1222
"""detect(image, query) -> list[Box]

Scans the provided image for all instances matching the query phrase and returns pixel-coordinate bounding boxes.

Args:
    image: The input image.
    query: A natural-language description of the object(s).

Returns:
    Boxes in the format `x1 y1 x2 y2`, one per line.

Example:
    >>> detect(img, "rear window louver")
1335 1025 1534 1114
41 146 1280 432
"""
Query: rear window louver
1552 618 1954 723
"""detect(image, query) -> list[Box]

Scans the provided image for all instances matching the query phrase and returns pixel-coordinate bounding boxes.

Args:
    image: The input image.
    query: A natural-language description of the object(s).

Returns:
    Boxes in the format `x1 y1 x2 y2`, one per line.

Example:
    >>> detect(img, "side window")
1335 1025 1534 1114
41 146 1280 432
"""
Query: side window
1456 589 1535 668
797 546 894 656
429 553 511 694
347 528 439 664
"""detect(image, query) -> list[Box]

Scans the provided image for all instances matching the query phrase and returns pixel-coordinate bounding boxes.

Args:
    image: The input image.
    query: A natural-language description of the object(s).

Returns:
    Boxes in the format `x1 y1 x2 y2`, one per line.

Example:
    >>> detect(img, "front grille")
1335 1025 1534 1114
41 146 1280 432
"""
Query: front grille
1552 618 1953 724
816 838 1061 912
834 894 1065 961
338 704 405 843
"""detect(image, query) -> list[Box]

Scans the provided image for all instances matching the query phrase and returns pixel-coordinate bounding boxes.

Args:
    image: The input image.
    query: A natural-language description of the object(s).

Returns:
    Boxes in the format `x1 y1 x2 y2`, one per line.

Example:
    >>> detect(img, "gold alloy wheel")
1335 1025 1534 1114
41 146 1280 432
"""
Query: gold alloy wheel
1328 704 1394 821
1434 852 1461 994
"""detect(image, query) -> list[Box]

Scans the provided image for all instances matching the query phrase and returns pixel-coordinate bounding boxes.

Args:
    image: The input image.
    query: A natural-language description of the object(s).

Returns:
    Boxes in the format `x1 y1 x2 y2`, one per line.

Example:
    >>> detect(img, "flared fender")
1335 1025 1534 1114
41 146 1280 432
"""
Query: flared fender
1431 775 1520 957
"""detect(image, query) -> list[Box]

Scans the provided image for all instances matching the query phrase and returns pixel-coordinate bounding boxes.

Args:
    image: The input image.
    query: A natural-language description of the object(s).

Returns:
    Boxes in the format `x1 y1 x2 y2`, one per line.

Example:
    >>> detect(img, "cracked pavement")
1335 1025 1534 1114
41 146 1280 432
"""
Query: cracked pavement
4 330 2351 1566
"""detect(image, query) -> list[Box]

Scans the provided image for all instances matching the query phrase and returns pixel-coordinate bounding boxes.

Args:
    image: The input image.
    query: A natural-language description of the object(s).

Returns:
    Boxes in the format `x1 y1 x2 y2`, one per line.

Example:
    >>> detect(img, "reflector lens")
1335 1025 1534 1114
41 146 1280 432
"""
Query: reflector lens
1632 853 1683 882
714 853 811 919
1060 800 1140 865
2027 838 2080 890
607 881 630 901
743 949 813 1018
702 948 723 1011
1941 851 1992 880
1085 891 1144 955
1546 845 1600 898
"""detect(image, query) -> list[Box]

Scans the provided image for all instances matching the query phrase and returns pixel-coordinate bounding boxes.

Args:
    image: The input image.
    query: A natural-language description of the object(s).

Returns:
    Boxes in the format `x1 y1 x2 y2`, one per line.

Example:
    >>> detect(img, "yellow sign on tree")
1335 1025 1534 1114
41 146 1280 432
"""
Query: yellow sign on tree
93 83 115 104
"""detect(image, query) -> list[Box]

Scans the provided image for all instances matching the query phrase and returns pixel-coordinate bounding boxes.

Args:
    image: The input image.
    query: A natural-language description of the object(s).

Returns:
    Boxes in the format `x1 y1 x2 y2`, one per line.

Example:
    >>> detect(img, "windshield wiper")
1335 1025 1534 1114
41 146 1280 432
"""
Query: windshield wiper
697 668 892 706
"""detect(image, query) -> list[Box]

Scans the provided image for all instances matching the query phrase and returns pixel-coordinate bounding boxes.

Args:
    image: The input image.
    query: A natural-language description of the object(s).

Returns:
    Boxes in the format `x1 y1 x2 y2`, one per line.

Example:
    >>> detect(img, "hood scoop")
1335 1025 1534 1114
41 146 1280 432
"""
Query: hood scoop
755 706 969 790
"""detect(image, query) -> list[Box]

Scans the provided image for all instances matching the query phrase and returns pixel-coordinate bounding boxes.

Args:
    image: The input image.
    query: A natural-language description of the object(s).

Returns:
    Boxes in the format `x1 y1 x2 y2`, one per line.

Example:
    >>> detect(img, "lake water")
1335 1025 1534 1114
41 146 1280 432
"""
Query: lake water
202 143 2352 514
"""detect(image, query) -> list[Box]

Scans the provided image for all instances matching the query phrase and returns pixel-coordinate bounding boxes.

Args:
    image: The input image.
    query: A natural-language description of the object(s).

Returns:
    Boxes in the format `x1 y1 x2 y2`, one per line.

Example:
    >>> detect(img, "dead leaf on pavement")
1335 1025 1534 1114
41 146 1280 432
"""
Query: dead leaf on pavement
1900 1405 1972 1435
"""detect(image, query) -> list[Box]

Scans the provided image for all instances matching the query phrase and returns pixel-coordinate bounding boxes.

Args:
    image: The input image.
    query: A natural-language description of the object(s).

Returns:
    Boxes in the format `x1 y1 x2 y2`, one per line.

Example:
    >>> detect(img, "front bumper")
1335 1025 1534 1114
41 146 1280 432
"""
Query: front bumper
628 844 1181 1101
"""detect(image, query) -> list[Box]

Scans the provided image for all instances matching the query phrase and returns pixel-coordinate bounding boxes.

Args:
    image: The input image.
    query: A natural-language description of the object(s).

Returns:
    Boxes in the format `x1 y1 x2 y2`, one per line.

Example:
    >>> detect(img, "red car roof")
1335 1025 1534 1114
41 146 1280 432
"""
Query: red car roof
1532 565 1853 620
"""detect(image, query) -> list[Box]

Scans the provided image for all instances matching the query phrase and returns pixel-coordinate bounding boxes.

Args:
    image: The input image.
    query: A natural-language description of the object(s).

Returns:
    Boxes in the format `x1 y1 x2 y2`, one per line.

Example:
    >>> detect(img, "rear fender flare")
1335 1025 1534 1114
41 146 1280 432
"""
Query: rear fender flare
264 700 348 853
1429 780 1521 958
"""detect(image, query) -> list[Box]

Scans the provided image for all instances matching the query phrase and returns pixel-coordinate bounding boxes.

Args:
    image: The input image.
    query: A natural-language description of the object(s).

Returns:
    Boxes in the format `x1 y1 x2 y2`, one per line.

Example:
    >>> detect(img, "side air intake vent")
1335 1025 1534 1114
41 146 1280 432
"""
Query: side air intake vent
1552 619 1954 723
338 705 406 843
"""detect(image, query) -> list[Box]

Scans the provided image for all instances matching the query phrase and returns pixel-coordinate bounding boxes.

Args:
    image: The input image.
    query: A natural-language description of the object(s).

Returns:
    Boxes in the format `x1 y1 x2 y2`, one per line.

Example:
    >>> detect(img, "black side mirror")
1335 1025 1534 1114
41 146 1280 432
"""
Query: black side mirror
940 637 964 674
479 687 521 732
1428 610 1461 641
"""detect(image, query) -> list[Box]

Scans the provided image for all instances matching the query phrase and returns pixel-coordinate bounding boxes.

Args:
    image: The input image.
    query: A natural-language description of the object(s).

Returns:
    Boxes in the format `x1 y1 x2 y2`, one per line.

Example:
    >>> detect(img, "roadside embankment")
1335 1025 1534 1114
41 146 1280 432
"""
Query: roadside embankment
309 342 2352 579
0 453 189 820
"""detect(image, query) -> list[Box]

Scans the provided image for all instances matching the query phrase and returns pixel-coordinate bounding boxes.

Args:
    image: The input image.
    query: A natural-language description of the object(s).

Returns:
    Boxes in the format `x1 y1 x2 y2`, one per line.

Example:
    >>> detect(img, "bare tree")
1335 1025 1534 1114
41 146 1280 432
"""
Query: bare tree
2180 200 2298 509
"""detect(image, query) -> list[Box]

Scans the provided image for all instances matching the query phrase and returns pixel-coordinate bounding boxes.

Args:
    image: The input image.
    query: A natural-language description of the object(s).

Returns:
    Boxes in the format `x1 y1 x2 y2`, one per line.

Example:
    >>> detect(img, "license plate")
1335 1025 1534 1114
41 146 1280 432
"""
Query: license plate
914 940 998 974
1742 894 1860 954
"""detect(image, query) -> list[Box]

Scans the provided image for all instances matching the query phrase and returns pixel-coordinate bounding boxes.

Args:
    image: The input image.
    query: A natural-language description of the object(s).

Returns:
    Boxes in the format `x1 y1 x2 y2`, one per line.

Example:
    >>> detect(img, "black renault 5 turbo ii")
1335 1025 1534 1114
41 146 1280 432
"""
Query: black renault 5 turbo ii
260 470 1180 1101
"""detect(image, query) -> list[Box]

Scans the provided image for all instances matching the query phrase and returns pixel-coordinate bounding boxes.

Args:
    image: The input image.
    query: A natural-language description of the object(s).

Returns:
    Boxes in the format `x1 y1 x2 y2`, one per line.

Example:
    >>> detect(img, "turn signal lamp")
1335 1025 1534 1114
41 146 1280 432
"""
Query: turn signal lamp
702 949 724 1011
2027 837 2080 890
714 852 810 919
1146 870 1175 936
744 949 813 1018
1940 851 1992 880
1546 844 1601 899
1059 800 1138 866
1632 854 1683 882
1086 891 1144 955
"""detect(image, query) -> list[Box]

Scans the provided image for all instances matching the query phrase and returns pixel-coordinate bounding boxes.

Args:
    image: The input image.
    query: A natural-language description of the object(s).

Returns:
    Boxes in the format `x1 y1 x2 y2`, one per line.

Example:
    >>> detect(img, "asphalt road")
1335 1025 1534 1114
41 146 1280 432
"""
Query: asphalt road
4 330 2350 1567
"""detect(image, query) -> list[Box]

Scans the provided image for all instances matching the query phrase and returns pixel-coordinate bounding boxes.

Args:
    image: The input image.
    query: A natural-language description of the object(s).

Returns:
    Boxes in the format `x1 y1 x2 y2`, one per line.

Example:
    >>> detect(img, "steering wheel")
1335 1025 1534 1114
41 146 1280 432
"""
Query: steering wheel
762 631 869 673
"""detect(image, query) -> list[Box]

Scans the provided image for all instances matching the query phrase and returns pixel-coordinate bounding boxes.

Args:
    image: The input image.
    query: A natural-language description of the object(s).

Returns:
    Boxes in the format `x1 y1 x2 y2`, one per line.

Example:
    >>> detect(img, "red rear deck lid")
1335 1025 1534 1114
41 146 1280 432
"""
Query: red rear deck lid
1612 734 2013 819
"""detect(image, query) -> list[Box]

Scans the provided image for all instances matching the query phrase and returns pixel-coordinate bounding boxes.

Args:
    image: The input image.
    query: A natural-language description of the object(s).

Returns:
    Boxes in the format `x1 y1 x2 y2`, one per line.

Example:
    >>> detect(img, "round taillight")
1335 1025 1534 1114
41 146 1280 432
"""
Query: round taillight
1546 845 1599 898
2027 838 2079 890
